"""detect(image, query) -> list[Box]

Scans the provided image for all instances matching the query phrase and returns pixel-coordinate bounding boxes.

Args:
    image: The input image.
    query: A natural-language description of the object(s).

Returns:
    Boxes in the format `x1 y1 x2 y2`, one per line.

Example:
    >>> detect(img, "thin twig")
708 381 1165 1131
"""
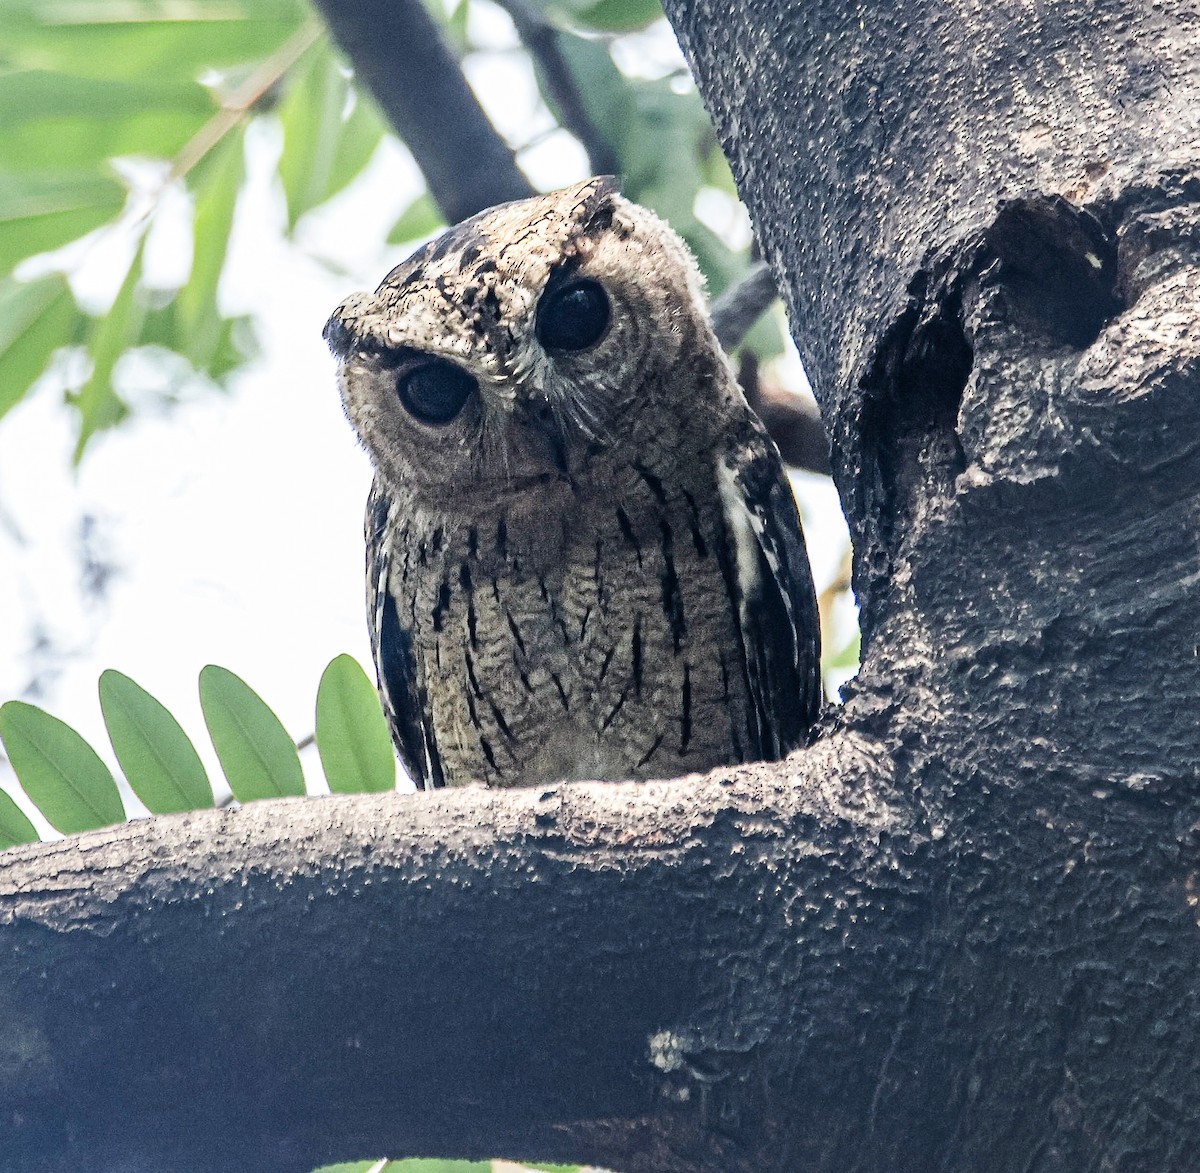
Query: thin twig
491 0 622 177
171 22 325 183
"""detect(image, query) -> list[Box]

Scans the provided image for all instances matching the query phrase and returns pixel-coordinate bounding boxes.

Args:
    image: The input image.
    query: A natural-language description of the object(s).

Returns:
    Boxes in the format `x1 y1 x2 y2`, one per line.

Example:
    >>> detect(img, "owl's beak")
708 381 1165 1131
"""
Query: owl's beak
521 394 571 477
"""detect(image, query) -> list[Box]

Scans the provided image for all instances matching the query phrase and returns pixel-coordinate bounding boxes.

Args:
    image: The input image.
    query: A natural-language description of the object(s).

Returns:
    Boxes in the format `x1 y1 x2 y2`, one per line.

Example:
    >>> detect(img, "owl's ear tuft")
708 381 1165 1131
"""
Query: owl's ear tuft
575 176 620 237
325 292 382 359
324 304 363 361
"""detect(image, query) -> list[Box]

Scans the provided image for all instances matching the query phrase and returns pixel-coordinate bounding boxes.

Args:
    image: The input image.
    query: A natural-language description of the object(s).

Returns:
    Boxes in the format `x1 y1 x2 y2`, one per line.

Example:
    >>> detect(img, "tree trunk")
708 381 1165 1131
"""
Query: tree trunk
2 0 1199 1170
662 0 1200 1164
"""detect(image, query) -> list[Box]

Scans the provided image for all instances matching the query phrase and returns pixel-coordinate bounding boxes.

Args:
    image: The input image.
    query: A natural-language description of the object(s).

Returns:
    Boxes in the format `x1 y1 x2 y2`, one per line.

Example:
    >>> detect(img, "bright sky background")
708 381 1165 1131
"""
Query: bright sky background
0 10 852 828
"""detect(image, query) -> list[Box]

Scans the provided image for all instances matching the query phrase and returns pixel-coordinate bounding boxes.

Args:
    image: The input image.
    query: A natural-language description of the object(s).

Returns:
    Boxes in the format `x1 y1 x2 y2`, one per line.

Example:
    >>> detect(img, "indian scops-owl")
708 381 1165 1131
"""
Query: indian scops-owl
324 177 821 789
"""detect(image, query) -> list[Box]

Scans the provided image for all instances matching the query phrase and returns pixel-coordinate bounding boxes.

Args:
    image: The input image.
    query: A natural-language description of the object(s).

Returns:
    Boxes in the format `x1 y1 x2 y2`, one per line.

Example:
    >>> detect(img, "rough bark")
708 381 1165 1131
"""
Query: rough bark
0 739 908 1173
3 0 1200 1171
661 0 1200 1166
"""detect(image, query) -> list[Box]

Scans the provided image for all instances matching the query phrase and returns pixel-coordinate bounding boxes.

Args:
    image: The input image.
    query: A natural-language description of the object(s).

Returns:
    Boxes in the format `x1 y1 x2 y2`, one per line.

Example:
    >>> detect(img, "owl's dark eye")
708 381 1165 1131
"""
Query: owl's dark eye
536 278 610 353
397 359 476 426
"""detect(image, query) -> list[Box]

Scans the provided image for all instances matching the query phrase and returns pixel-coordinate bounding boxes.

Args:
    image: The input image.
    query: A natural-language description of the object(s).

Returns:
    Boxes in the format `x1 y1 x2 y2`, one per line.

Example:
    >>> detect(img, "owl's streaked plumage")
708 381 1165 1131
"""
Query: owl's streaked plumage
325 177 820 789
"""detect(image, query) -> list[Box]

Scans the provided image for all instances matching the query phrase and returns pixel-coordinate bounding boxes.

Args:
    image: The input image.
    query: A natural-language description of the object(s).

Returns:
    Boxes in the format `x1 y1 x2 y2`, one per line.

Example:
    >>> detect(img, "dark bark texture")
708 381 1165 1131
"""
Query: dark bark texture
3 0 1199 1169
662 0 1200 1166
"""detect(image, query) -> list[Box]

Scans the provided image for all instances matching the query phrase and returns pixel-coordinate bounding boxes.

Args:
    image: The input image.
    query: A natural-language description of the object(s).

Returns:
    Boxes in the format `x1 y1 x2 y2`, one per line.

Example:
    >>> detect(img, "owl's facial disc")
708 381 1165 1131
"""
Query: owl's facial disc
328 178 706 502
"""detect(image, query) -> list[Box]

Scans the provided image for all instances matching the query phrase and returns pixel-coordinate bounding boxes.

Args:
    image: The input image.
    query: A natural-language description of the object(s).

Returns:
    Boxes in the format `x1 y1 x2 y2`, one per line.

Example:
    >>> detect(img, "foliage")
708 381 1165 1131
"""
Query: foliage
0 0 774 460
0 0 313 455
0 654 393 847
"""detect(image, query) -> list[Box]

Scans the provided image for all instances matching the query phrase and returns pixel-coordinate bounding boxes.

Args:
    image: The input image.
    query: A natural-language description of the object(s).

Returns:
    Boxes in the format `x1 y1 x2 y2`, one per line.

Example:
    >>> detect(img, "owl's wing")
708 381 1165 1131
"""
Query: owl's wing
366 479 446 790
716 431 823 760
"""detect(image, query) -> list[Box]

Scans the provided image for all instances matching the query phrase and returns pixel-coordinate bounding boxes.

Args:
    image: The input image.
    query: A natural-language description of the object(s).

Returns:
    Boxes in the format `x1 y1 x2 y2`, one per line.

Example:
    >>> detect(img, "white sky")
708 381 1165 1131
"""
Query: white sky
0 12 852 829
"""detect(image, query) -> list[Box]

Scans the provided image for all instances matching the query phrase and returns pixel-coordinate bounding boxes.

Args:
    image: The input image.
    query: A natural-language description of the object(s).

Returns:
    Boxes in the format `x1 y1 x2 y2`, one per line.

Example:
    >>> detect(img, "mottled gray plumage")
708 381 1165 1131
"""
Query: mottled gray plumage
325 177 820 789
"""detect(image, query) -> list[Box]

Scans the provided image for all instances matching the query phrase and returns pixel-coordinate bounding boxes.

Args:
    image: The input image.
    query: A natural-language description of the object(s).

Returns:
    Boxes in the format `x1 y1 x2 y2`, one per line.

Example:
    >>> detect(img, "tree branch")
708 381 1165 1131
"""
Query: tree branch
10 0 1200 1169
709 260 776 353
311 0 534 223
0 735 913 1173
752 390 829 476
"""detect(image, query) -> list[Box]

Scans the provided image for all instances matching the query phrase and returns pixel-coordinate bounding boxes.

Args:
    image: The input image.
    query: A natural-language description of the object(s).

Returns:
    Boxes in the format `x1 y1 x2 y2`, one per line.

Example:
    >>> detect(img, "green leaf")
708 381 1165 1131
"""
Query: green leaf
0 0 310 85
321 91 388 207
386 191 443 245
277 43 347 229
175 128 245 370
315 655 395 794
700 146 738 196
574 0 663 32
0 701 125 834
381 1163 492 1172
0 169 125 273
823 628 861 673
443 0 471 52
0 71 210 129
71 239 147 460
198 665 305 802
310 1161 495 1172
206 313 259 380
0 274 82 421
99 669 213 814
278 43 386 230
0 71 215 171
620 84 713 223
137 300 181 352
138 305 257 384
308 1164 382 1173
736 299 784 361
0 789 39 850
552 35 635 149
534 0 660 32
515 1166 584 1172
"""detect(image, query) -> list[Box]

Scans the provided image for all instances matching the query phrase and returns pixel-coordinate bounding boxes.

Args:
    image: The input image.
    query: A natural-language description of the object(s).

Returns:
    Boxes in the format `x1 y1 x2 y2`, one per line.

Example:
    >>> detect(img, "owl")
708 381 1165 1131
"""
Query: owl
324 177 821 790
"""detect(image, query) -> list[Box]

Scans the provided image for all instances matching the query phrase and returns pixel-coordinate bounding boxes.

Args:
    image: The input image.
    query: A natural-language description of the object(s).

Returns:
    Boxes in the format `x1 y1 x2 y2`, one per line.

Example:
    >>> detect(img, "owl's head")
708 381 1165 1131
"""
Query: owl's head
325 178 714 508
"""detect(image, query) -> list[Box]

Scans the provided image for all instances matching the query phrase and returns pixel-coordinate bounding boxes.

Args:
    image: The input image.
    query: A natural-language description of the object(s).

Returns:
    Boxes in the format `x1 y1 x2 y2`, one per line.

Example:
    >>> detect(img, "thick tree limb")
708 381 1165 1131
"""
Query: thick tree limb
0 736 912 1173
658 0 1200 1164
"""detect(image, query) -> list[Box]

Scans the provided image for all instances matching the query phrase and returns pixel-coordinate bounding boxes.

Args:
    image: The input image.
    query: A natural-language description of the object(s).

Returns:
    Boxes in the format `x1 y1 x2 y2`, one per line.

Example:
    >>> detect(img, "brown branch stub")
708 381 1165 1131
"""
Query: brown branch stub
313 0 534 223
739 351 830 476
754 391 830 476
